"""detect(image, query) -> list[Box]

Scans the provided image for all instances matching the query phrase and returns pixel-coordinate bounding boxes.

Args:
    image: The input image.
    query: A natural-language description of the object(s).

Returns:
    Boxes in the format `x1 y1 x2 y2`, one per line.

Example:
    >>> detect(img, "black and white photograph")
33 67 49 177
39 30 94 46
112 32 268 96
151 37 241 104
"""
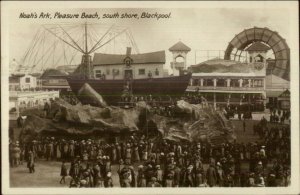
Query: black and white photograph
1 1 299 194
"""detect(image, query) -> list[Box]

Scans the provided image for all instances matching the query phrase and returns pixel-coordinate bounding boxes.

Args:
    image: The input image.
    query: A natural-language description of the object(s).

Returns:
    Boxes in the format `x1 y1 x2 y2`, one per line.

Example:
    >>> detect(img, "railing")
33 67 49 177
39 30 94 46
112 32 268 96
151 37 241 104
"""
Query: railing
9 90 59 97
117 102 136 108
187 85 264 91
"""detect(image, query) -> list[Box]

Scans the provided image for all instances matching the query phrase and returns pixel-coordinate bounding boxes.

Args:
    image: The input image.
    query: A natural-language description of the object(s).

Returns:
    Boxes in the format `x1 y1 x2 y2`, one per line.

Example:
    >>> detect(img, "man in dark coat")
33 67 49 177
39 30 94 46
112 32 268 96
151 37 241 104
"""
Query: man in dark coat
27 150 35 173
206 163 217 187
93 163 103 187
60 161 68 184
173 164 181 187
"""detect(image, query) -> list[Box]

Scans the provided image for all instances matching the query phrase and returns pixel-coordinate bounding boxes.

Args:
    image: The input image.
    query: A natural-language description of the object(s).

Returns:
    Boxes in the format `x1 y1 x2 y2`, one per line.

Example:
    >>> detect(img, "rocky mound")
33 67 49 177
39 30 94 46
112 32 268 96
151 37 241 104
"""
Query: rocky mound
150 100 235 144
18 99 235 145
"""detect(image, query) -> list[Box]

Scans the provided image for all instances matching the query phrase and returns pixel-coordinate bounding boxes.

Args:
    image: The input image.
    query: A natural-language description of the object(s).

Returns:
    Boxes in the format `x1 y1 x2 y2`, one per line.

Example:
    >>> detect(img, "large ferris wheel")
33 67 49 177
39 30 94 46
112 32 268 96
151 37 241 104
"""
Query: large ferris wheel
224 27 290 80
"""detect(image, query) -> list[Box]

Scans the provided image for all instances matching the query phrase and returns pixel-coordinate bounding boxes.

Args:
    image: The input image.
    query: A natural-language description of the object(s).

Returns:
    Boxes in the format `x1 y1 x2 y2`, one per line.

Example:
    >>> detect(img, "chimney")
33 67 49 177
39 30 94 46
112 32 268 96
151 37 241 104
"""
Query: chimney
126 47 132 56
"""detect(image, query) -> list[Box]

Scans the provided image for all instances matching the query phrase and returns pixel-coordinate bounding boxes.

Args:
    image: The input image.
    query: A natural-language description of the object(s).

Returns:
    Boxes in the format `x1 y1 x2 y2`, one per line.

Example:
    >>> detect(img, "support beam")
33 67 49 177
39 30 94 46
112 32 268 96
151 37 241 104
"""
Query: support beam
213 78 217 87
248 79 252 88
239 79 243 87
90 28 128 54
226 79 231 87
213 93 216 110
88 24 115 54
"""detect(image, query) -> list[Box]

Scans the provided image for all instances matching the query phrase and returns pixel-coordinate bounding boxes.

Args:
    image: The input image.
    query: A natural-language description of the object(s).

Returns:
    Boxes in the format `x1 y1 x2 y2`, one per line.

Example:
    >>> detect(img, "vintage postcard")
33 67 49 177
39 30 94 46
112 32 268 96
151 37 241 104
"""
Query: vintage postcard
1 1 299 195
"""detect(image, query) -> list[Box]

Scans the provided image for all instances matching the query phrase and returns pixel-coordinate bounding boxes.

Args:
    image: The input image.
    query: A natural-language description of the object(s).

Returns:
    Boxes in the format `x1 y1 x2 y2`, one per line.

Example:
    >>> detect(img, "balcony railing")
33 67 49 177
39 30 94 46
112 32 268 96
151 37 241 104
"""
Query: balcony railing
187 85 264 91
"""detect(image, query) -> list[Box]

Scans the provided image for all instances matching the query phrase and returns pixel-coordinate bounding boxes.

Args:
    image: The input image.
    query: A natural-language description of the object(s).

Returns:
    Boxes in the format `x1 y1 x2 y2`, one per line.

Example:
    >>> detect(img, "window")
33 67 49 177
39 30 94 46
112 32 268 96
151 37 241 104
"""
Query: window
138 69 145 75
113 69 120 75
253 79 263 87
25 78 30 83
255 54 264 62
106 69 110 75
204 79 214 86
193 79 199 86
95 70 102 78
155 68 159 76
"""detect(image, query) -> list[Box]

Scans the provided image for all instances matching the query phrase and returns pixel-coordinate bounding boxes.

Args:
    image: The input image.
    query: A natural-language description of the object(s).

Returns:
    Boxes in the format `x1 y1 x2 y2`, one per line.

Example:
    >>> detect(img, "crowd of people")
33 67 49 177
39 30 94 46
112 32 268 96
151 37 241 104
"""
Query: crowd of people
9 122 290 188
9 91 291 188
61 92 80 106
269 109 290 124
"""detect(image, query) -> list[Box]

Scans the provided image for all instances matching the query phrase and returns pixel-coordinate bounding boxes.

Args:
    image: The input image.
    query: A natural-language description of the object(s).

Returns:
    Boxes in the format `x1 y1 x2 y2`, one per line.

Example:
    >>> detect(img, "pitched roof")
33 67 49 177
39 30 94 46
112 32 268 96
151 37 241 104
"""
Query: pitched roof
93 50 165 66
40 69 68 79
10 74 25 78
30 73 42 78
245 42 270 51
189 59 266 77
169 41 191 52
278 89 290 98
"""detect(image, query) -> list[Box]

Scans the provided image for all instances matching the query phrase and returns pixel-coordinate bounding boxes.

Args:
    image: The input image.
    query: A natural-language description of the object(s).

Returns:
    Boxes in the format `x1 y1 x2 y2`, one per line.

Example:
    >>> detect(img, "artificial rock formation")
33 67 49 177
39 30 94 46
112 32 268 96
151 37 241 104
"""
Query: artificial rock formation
149 100 235 144
19 99 235 146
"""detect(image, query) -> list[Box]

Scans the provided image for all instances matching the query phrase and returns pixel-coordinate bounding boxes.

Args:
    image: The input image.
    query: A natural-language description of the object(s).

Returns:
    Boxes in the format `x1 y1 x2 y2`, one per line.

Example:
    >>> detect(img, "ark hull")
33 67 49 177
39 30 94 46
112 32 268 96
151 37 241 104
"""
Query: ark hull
67 73 191 105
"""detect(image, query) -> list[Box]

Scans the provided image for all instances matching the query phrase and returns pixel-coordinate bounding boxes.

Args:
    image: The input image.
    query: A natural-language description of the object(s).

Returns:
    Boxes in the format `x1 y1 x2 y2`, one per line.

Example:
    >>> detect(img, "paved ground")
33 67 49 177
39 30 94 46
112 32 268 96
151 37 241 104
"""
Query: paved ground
231 120 261 143
10 160 123 188
9 117 265 188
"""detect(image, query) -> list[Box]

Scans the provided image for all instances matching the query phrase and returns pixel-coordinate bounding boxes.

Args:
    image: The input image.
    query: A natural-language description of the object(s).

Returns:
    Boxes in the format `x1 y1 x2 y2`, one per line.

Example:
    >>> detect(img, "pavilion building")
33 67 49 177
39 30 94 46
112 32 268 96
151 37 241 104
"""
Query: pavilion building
187 42 272 111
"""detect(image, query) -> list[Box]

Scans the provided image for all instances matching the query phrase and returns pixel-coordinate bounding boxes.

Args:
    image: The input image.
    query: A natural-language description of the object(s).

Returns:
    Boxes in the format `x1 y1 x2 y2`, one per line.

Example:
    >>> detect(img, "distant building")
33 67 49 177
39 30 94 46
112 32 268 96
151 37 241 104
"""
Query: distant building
265 73 290 109
92 48 166 80
9 90 59 119
245 42 270 63
40 69 70 91
188 41 290 111
9 74 37 91
188 58 266 111
264 53 290 109
169 41 191 75
277 89 290 110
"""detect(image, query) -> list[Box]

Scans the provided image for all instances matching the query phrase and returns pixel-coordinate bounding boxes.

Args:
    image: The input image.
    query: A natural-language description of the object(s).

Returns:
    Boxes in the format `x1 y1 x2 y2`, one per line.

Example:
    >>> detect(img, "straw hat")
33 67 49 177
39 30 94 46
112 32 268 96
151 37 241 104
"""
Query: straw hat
107 172 112 177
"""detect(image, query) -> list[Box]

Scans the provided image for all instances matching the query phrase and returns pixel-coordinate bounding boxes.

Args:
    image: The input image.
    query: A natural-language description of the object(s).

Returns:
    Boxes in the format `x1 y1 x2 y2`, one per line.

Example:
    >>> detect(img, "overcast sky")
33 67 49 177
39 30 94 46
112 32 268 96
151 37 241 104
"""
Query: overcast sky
3 2 295 72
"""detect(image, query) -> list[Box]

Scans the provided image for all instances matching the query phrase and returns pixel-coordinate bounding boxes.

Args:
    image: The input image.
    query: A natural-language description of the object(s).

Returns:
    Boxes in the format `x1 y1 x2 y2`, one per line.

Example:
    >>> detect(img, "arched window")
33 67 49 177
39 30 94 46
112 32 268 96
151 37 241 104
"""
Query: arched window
175 55 184 62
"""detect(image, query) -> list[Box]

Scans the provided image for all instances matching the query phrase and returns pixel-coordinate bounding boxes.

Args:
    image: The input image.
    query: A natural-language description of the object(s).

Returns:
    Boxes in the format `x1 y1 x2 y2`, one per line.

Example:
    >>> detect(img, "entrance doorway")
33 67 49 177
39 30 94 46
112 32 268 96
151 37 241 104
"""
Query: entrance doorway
124 69 133 80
